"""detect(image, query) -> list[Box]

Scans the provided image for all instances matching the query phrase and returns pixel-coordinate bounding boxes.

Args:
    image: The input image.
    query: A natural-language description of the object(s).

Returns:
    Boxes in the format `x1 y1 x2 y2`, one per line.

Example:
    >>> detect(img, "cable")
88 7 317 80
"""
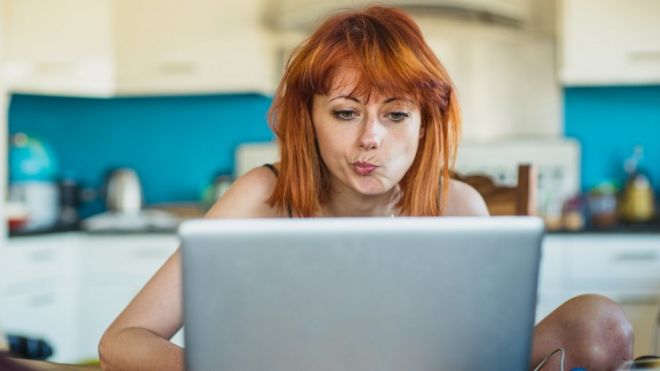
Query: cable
654 310 660 355
533 347 565 371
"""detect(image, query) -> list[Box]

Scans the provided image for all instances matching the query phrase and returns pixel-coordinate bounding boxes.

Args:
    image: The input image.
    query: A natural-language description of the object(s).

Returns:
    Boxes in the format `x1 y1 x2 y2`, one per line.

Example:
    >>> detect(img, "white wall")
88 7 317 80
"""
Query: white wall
0 92 6 245
0 0 7 245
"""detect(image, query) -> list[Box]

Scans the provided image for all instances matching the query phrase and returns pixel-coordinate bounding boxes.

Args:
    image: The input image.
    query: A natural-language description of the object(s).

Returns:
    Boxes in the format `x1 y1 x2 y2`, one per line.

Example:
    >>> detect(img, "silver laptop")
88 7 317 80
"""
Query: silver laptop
180 217 544 371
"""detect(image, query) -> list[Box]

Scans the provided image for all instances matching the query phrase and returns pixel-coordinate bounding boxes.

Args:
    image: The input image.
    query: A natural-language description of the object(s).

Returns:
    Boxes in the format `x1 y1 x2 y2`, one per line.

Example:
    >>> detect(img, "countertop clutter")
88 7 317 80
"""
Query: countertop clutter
554 145 658 234
8 203 205 238
6 133 208 237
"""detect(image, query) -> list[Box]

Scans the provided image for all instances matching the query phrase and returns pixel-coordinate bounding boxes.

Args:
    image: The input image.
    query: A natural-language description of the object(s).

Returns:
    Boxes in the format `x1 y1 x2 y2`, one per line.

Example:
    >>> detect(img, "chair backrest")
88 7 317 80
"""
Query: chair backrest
455 164 537 216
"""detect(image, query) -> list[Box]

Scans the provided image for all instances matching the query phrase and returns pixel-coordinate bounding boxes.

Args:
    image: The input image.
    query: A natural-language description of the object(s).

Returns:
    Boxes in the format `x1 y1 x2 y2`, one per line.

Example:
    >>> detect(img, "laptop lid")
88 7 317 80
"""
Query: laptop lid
181 217 544 371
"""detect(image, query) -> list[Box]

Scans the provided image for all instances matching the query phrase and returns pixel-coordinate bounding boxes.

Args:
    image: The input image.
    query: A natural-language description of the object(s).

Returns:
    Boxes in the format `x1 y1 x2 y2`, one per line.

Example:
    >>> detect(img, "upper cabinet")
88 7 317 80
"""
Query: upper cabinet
417 16 560 140
1 0 276 97
271 0 531 30
559 0 660 86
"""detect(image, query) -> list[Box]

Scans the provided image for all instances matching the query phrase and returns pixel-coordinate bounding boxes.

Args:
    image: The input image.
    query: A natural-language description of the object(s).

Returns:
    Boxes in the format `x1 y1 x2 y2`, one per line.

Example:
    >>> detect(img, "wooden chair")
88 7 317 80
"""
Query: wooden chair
454 164 537 216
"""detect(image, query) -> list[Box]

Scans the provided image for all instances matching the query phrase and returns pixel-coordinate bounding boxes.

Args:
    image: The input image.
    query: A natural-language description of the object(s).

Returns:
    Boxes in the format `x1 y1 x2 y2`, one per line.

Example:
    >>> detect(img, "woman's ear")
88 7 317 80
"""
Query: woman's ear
419 126 426 140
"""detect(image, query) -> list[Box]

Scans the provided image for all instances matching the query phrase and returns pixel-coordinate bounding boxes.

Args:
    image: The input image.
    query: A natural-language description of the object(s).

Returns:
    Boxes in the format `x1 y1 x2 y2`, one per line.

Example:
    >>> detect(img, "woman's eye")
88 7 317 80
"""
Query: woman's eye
334 110 357 120
387 112 410 122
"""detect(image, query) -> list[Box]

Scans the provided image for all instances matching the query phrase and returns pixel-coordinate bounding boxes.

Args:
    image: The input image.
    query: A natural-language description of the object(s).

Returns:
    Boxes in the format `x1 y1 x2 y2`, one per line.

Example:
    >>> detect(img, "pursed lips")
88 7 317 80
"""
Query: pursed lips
352 161 378 176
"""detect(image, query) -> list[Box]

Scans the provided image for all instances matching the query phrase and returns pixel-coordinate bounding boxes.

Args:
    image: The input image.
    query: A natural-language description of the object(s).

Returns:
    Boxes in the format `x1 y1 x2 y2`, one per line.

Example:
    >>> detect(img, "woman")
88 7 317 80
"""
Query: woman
99 5 633 370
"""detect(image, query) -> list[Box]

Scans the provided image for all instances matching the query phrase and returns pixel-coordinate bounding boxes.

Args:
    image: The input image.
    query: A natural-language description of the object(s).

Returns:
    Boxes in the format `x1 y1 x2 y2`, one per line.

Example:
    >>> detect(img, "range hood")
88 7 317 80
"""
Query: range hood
270 0 530 30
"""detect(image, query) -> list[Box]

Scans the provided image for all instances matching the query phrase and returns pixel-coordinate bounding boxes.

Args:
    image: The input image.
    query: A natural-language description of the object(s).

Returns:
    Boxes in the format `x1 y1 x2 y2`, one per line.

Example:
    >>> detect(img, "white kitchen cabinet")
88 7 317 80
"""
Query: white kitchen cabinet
559 0 660 85
417 16 560 140
1 0 276 96
0 235 79 362
76 234 179 361
0 233 179 363
538 234 660 357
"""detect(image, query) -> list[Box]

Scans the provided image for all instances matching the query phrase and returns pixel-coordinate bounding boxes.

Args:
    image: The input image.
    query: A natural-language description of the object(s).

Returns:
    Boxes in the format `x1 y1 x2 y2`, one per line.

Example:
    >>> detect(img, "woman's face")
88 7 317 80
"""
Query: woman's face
311 68 422 196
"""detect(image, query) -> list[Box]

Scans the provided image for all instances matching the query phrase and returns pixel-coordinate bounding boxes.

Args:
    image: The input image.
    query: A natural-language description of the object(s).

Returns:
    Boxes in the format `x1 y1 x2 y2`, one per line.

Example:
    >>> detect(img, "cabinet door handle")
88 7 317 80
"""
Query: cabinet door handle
159 61 197 76
614 251 659 262
133 248 167 260
28 250 54 262
28 293 55 307
628 50 660 62
617 294 659 305
35 62 75 77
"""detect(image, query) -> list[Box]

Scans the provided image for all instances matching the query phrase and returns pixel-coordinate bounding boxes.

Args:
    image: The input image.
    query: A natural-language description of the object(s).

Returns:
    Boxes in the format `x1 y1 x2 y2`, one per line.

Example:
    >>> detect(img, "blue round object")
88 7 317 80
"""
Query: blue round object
9 133 60 182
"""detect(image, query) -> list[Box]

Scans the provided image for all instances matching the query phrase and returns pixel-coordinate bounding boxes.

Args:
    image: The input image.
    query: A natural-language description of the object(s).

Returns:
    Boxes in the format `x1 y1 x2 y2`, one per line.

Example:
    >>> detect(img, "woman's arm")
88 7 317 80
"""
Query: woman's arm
98 167 280 371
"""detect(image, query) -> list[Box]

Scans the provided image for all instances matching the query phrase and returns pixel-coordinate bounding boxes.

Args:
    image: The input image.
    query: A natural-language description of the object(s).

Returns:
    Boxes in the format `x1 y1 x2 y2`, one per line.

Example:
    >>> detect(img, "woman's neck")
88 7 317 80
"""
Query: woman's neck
320 181 401 217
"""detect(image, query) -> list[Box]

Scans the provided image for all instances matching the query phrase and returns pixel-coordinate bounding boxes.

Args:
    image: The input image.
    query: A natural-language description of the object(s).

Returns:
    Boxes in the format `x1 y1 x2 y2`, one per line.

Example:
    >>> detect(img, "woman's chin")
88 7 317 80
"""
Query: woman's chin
351 179 389 196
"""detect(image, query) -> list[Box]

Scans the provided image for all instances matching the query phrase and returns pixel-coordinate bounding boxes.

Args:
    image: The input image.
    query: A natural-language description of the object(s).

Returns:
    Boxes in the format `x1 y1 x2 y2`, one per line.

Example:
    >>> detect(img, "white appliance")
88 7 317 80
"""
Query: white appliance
8 181 60 231
456 139 580 219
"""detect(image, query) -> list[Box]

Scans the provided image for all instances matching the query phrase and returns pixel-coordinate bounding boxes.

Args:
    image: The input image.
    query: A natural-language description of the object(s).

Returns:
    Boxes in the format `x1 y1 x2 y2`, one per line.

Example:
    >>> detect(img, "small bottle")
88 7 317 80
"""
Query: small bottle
618 146 655 223
201 173 233 211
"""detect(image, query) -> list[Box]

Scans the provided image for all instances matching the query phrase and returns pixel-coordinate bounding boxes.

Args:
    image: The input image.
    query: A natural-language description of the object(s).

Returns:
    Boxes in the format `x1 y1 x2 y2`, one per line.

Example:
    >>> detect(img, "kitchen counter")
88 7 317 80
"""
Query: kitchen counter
8 226 178 238
9 220 660 238
1 356 99 371
548 222 660 234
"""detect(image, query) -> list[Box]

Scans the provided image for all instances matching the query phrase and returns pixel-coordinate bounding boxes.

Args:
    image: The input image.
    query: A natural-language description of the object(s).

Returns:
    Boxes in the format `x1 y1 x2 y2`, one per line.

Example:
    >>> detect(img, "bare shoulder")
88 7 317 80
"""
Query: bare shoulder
443 178 490 216
205 165 286 218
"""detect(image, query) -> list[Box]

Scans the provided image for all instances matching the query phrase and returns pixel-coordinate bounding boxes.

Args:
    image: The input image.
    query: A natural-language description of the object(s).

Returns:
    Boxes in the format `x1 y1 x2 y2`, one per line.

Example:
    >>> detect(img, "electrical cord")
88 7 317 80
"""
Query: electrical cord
654 310 660 355
533 347 565 371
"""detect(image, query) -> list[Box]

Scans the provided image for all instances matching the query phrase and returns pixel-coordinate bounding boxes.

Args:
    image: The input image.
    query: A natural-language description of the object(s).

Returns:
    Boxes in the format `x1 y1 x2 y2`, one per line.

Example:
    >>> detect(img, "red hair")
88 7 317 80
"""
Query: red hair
268 5 461 217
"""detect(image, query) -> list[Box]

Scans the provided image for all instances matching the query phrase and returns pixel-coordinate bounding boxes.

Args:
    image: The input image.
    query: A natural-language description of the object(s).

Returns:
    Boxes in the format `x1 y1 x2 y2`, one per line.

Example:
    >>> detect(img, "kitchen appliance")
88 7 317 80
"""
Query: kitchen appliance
57 177 82 228
105 168 143 214
7 183 59 231
8 133 60 231
82 168 180 232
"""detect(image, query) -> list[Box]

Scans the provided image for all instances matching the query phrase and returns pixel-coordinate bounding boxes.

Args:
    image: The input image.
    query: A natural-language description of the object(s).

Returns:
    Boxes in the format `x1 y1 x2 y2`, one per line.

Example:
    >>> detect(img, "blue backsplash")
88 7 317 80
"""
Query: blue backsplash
8 86 660 208
564 86 660 192
8 94 274 206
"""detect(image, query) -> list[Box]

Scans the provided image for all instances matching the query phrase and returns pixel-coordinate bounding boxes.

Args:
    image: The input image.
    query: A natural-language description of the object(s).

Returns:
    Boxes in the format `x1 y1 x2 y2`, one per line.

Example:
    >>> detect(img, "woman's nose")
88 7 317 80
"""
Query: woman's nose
359 118 382 150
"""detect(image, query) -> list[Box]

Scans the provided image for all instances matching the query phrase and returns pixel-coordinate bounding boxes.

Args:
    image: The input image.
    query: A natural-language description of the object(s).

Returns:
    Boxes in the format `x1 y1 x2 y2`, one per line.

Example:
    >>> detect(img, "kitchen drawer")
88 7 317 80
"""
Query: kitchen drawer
0 282 78 362
78 282 145 360
4 237 77 281
565 235 660 288
78 234 178 275
1 276 64 298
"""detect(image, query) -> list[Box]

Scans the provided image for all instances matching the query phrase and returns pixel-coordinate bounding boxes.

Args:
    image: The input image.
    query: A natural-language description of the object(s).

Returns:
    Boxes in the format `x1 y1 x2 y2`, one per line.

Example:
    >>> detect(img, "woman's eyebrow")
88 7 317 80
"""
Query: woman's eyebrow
384 97 413 104
329 95 361 103
328 95 414 105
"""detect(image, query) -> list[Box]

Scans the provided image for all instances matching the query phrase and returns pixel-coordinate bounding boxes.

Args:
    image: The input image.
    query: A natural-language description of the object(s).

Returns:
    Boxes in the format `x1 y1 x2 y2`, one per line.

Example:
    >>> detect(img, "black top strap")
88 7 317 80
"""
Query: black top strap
263 163 279 177
262 164 292 218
